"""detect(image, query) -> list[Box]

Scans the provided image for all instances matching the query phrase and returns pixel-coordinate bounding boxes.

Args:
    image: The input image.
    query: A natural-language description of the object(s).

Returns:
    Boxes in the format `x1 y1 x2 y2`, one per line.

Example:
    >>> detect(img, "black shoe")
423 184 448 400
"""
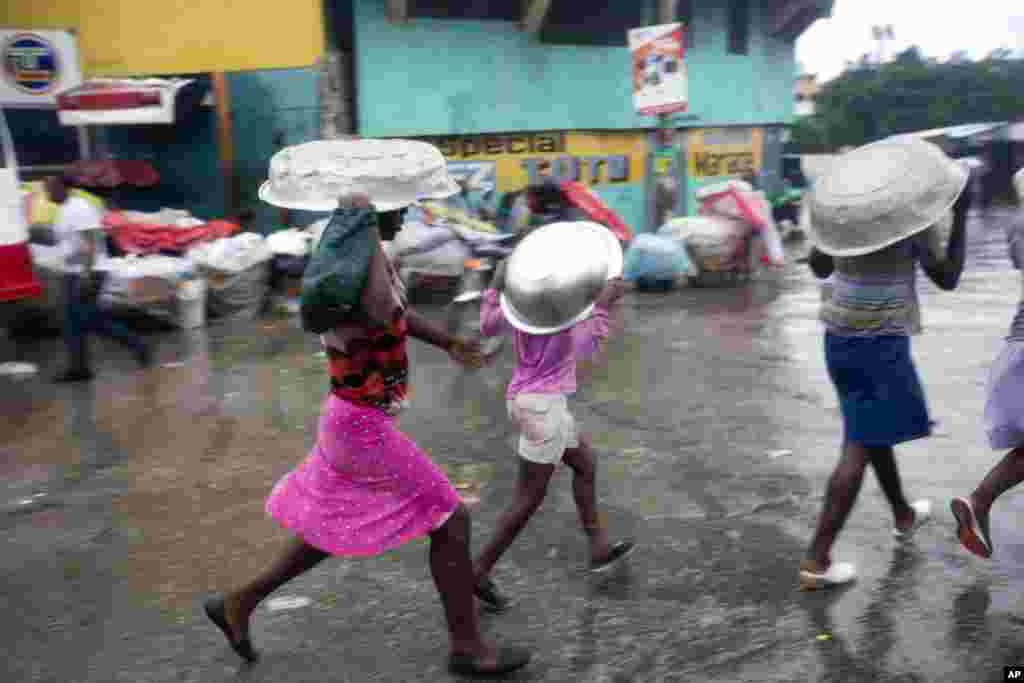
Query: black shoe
54 369 94 383
474 576 512 612
449 646 531 676
590 540 636 574
203 597 259 663
136 344 153 368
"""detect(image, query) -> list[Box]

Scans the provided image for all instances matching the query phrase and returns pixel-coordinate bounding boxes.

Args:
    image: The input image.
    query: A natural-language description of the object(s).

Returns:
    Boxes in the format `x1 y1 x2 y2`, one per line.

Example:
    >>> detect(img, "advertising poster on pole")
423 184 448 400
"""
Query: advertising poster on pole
628 23 687 116
0 30 81 108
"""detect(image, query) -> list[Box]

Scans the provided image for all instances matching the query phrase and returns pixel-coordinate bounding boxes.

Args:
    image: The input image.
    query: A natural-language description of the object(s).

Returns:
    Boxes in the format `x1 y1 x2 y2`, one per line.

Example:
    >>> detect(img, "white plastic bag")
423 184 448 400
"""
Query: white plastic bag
661 216 747 275
266 229 312 257
188 233 272 273
390 220 457 259
398 239 471 277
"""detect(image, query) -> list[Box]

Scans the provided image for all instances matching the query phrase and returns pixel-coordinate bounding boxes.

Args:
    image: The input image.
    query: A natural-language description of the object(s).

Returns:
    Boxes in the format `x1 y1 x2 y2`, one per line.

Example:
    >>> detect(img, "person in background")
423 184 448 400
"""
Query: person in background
495 190 524 234
951 181 1024 559
470 259 635 611
524 177 585 228
46 175 151 383
204 194 531 677
799 176 973 590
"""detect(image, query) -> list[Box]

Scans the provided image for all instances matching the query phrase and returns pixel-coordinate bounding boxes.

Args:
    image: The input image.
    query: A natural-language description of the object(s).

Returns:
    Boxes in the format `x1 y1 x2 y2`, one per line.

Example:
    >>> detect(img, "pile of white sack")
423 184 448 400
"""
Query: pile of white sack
266 228 315 258
188 232 273 273
624 179 788 290
101 255 195 327
188 233 273 321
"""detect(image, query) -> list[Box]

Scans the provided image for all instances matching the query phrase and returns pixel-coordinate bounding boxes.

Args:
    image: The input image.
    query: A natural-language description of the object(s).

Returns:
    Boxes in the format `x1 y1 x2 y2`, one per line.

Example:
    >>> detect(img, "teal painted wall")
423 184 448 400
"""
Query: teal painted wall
593 184 646 238
108 68 320 231
353 0 797 137
228 68 321 229
106 103 224 221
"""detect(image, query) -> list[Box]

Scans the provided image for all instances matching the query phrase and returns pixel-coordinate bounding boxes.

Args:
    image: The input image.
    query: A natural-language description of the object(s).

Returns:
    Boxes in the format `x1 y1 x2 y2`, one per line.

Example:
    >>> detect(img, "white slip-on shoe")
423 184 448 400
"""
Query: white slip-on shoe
893 499 932 540
798 560 857 591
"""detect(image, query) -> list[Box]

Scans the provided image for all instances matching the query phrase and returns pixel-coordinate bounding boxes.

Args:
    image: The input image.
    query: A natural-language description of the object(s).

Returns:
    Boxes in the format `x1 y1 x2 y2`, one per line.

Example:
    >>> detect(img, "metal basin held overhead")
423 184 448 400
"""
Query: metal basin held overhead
500 221 622 335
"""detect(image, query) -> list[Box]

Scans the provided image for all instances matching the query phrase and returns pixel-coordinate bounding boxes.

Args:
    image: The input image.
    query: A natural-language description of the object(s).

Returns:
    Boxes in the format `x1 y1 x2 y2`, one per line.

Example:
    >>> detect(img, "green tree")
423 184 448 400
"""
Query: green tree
788 48 1024 153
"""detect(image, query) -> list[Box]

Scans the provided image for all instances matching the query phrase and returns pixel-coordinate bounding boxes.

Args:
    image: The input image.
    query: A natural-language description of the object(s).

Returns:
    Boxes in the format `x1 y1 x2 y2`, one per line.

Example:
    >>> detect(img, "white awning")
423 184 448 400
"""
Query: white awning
55 78 202 126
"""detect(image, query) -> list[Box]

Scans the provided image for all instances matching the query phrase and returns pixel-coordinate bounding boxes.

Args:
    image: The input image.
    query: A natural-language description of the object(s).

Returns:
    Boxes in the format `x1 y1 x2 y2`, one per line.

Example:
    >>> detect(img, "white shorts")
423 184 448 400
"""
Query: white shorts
508 393 579 465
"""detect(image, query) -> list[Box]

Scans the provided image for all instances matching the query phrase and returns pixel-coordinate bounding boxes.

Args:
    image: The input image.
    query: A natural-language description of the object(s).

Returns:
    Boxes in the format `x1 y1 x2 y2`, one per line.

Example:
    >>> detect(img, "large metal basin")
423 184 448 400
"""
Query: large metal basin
500 221 621 334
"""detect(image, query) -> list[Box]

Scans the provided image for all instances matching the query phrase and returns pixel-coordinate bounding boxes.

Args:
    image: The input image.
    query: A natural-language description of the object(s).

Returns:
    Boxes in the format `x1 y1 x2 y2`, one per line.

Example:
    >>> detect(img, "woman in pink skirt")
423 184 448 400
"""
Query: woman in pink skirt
204 194 531 677
952 201 1024 560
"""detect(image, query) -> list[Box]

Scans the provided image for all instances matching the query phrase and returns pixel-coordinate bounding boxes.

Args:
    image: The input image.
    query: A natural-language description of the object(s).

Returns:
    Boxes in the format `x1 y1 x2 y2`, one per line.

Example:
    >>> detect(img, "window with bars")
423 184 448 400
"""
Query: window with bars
728 0 750 55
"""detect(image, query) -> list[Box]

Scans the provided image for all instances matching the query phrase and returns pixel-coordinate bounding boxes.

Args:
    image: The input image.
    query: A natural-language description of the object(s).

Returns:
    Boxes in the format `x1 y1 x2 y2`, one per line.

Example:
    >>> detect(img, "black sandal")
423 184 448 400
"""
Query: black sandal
590 540 636 574
474 576 512 612
449 646 531 677
204 597 259 662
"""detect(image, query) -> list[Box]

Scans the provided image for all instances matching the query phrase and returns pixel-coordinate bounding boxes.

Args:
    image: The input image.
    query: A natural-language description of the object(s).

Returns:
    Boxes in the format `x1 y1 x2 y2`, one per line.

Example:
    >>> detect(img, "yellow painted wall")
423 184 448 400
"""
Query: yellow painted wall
686 127 764 180
418 131 648 193
0 1 324 76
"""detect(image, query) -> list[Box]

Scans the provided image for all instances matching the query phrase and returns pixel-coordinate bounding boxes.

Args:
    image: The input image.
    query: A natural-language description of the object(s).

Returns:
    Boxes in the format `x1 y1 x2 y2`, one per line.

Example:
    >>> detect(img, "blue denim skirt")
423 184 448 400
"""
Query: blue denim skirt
825 333 931 447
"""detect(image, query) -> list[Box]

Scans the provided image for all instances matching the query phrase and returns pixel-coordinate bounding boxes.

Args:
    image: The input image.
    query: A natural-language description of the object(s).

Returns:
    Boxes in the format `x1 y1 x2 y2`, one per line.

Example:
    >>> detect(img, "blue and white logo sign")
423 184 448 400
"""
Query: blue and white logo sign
3 33 59 95
0 30 81 107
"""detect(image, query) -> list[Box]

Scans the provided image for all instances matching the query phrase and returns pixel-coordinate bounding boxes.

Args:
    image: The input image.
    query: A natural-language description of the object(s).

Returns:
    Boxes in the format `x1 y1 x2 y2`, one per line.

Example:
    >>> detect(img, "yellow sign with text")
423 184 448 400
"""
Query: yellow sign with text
1 1 324 76
687 127 763 179
416 131 647 194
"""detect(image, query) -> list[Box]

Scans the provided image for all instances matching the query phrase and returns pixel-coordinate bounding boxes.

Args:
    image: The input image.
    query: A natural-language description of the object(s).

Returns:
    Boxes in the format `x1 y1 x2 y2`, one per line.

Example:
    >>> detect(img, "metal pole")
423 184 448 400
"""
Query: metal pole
655 0 676 226
76 126 92 161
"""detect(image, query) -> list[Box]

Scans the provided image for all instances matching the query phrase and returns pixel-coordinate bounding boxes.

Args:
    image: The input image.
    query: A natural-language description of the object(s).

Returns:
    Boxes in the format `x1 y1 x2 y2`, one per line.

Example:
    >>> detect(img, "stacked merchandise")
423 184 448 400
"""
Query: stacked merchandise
267 228 316 314
103 209 239 255
101 255 196 327
188 234 273 322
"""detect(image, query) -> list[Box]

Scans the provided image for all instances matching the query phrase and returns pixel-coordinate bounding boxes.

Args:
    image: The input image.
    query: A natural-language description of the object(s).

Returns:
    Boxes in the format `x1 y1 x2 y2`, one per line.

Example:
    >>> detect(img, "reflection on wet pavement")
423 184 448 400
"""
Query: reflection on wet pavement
3 213 1024 681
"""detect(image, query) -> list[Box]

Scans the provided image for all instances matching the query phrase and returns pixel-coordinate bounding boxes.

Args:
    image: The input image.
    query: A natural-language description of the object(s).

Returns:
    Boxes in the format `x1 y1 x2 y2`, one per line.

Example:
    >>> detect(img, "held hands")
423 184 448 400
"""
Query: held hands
595 277 625 309
448 337 485 369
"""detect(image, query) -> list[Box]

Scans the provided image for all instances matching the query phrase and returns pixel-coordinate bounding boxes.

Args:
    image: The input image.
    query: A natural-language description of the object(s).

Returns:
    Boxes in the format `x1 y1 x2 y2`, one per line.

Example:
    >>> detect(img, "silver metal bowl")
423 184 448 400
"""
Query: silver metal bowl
500 221 619 335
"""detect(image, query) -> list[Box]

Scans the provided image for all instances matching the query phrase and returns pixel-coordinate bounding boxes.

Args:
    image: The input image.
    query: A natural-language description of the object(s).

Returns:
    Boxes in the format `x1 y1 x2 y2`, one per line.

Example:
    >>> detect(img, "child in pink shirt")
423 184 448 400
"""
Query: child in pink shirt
471 266 635 611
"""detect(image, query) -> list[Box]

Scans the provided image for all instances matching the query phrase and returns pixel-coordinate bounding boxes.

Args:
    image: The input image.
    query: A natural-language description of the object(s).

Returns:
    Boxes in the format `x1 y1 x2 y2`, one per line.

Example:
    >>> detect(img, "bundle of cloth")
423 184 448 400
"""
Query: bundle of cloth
694 180 785 270
103 209 239 255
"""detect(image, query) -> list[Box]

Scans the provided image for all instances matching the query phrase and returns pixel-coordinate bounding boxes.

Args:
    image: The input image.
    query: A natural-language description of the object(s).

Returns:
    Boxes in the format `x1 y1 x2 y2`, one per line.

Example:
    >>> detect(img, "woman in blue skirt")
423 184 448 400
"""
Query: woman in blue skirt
799 141 974 590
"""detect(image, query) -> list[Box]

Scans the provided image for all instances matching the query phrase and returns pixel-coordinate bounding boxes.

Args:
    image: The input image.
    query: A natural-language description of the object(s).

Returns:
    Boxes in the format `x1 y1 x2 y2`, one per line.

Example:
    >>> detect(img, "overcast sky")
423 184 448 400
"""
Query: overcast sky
796 1 1024 82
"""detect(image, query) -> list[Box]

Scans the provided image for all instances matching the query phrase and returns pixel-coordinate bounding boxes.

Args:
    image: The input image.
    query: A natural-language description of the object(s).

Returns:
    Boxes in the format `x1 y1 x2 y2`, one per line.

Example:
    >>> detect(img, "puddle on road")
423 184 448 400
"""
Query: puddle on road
94 339 325 614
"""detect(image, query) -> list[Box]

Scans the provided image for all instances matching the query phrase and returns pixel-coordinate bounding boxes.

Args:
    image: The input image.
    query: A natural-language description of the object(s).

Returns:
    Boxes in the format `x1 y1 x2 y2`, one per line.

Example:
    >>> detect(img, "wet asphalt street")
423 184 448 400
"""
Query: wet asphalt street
4 210 1024 682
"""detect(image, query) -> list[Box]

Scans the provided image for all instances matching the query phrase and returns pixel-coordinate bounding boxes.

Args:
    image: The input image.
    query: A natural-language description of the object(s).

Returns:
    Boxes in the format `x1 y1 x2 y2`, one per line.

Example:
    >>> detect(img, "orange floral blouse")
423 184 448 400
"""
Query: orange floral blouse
321 253 410 415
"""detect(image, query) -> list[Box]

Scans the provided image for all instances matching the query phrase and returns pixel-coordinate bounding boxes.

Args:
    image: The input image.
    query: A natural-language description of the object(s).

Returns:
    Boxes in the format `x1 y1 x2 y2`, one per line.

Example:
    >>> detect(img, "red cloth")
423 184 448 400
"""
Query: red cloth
0 242 42 303
103 212 240 255
697 187 767 231
558 181 633 242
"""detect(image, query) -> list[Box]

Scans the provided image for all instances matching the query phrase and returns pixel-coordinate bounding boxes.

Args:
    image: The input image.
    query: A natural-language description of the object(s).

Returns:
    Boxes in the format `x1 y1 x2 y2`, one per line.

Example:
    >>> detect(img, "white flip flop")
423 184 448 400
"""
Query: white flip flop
798 560 857 591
